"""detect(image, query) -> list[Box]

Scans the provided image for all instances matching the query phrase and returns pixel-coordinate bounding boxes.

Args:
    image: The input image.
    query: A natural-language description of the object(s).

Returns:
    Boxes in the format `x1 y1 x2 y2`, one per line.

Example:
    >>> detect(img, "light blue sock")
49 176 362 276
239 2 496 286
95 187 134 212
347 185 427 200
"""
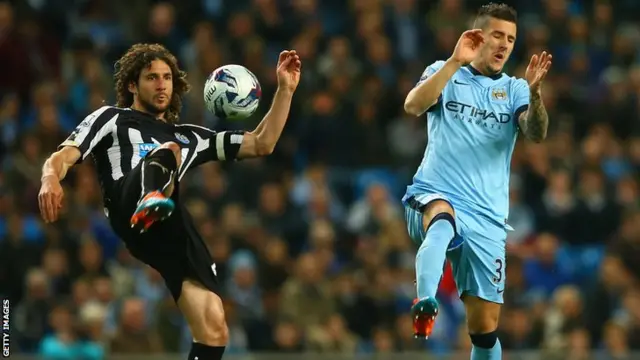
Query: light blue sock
471 338 502 360
415 217 454 299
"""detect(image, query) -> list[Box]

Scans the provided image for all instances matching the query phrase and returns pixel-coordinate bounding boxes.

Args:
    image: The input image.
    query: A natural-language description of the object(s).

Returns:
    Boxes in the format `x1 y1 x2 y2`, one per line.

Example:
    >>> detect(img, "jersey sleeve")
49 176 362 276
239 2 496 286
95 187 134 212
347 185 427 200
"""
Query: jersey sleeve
415 60 446 114
512 78 530 121
180 124 245 170
58 106 119 163
206 130 245 162
416 60 446 86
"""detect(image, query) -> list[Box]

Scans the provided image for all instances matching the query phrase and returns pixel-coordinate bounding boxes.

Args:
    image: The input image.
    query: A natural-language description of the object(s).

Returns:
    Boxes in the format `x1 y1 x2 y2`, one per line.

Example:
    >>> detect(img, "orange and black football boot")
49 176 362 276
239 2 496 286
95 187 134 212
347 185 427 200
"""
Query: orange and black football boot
411 296 439 339
130 191 175 233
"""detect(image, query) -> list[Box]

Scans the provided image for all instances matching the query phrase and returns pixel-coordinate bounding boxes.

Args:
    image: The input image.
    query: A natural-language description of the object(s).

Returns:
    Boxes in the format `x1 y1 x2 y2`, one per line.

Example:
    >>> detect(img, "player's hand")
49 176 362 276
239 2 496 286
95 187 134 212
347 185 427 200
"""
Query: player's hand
276 50 301 93
38 175 64 223
451 29 485 66
525 51 552 94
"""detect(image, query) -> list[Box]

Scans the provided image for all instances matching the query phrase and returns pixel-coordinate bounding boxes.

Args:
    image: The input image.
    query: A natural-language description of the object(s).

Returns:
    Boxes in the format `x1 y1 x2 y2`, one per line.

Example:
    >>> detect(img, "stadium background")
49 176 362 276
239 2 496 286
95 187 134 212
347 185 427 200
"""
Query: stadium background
0 0 639 358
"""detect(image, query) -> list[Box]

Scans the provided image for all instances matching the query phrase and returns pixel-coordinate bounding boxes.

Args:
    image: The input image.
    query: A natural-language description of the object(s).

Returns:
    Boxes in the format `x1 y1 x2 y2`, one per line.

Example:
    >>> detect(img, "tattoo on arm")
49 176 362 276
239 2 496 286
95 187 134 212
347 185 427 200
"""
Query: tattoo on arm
519 92 548 142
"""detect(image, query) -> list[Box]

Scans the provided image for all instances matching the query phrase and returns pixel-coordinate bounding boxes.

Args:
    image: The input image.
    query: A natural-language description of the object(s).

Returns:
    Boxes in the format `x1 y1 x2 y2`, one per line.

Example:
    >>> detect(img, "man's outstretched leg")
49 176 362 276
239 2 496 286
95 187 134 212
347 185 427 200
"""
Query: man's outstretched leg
449 221 506 360
130 141 181 233
178 279 228 360
465 296 502 360
407 199 459 338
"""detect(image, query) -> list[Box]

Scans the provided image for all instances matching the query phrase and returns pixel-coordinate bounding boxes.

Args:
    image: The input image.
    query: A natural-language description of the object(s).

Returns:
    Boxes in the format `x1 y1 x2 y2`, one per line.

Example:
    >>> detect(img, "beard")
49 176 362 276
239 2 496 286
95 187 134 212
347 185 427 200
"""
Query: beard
138 95 170 115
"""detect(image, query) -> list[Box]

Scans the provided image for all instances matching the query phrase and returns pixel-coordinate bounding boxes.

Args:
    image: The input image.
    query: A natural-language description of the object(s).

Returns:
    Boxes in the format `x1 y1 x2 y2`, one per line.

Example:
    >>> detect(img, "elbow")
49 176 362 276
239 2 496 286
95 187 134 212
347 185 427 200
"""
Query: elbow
528 132 547 143
404 100 423 117
403 91 418 116
256 145 274 156
404 91 434 117
41 155 60 181
43 152 59 168
254 138 275 156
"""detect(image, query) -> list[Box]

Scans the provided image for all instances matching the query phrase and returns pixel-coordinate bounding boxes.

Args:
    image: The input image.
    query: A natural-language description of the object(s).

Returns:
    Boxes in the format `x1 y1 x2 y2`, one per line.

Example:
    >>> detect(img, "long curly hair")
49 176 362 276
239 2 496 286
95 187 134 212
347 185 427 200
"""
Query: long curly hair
114 43 190 123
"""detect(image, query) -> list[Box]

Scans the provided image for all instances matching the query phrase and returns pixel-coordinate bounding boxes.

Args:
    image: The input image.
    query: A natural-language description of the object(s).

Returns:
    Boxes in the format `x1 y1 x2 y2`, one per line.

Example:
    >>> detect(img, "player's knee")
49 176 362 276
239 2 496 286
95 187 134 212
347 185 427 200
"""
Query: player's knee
185 293 229 346
425 200 454 216
160 141 181 153
178 280 229 346
157 141 182 164
422 200 455 231
469 331 498 349
467 313 499 334
198 308 229 345
190 312 229 346
146 144 179 169
464 296 500 334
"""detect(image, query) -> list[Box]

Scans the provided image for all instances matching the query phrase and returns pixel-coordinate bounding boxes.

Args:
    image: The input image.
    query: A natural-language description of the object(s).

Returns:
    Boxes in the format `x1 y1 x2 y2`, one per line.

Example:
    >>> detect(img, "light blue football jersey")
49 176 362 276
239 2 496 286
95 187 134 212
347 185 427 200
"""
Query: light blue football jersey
403 61 530 227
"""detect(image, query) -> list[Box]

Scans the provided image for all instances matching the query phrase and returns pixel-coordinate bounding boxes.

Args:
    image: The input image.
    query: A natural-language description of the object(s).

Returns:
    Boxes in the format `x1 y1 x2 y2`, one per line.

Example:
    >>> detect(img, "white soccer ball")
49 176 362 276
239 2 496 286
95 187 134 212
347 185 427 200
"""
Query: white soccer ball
203 64 262 120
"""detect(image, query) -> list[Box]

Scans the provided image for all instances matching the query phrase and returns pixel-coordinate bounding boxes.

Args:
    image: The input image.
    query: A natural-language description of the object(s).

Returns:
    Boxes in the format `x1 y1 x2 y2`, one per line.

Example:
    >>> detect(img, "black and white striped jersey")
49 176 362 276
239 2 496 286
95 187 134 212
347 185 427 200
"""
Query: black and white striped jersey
59 105 244 199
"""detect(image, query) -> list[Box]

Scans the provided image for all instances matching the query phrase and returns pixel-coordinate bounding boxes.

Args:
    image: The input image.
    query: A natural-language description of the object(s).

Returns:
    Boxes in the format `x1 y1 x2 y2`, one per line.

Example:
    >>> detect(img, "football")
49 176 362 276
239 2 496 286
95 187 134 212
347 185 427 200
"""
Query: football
203 64 262 120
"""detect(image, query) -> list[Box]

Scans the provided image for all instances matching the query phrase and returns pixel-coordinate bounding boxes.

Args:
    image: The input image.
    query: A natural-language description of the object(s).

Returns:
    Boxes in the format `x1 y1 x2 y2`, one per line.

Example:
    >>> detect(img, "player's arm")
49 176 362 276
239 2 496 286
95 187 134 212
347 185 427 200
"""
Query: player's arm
404 29 484 117
518 51 552 143
237 50 301 159
517 91 548 143
180 51 301 171
39 106 119 222
237 88 294 158
181 88 292 166
404 59 460 116
41 146 82 183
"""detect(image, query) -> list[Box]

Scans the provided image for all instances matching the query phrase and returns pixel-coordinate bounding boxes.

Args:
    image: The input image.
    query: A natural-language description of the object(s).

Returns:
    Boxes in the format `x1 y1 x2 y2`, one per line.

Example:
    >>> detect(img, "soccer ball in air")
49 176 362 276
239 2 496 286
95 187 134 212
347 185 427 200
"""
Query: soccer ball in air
203 64 262 120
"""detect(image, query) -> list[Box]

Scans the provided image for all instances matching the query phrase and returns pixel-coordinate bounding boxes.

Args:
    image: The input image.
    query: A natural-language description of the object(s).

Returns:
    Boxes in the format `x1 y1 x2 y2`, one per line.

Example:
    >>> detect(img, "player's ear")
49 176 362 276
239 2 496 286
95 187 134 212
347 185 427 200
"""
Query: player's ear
128 82 137 95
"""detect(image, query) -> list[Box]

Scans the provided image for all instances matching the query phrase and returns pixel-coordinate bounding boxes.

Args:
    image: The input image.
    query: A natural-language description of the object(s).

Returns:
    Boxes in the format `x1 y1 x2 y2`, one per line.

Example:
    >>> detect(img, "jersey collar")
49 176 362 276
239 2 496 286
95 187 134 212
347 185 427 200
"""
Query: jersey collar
465 65 503 80
128 107 156 118
128 107 171 124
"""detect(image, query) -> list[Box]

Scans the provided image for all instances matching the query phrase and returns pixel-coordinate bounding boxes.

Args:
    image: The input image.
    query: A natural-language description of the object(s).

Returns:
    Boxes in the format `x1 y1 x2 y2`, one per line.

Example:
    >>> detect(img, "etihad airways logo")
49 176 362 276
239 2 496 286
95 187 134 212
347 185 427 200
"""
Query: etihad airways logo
445 101 511 130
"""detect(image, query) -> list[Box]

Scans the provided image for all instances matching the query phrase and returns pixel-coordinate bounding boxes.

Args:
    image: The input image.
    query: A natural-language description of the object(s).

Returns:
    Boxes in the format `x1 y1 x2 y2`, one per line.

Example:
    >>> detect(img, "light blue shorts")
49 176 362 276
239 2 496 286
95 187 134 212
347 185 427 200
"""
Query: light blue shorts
404 193 507 304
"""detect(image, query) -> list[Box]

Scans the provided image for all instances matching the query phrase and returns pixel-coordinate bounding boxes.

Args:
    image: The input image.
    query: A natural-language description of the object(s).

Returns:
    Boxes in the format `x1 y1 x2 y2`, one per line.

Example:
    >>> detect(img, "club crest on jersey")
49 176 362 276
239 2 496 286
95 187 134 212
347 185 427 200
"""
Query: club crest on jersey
491 87 508 101
174 132 190 144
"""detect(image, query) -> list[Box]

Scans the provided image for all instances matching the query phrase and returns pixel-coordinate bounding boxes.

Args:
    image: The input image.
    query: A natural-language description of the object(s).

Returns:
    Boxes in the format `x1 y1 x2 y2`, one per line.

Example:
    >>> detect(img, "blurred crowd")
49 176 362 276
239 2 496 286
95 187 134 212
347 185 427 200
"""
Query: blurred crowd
1 0 640 358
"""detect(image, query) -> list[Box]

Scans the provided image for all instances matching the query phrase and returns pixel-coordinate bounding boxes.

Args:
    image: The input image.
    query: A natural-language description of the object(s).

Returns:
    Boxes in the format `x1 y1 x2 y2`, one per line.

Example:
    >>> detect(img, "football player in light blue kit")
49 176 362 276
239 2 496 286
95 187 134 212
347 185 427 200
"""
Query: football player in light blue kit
402 3 552 360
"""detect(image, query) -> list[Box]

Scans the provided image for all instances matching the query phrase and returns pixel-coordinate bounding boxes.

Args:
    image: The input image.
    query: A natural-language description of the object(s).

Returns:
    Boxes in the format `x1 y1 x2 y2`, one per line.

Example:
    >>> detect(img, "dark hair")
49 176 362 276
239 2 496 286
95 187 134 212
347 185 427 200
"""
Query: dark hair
474 3 518 27
114 43 190 123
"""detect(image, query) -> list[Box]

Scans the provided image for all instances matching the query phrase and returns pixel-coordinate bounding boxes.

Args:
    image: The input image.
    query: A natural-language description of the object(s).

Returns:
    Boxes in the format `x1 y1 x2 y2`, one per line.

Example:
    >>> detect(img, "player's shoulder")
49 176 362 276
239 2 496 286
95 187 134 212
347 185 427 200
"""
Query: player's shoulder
173 123 218 143
419 60 452 83
82 105 128 123
71 106 120 132
502 74 529 93
174 123 216 134
419 60 446 74
175 124 245 145
428 60 447 70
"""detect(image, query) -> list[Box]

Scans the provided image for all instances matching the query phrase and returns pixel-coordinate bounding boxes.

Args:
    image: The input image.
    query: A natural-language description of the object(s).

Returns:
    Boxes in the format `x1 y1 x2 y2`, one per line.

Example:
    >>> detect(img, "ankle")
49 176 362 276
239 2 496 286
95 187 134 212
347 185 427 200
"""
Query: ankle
137 190 161 203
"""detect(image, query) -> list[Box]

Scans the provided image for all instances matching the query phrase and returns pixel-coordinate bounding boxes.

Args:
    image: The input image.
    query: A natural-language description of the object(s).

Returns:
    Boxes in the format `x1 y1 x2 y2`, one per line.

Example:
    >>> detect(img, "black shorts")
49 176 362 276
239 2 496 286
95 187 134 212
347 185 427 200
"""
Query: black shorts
105 162 219 301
